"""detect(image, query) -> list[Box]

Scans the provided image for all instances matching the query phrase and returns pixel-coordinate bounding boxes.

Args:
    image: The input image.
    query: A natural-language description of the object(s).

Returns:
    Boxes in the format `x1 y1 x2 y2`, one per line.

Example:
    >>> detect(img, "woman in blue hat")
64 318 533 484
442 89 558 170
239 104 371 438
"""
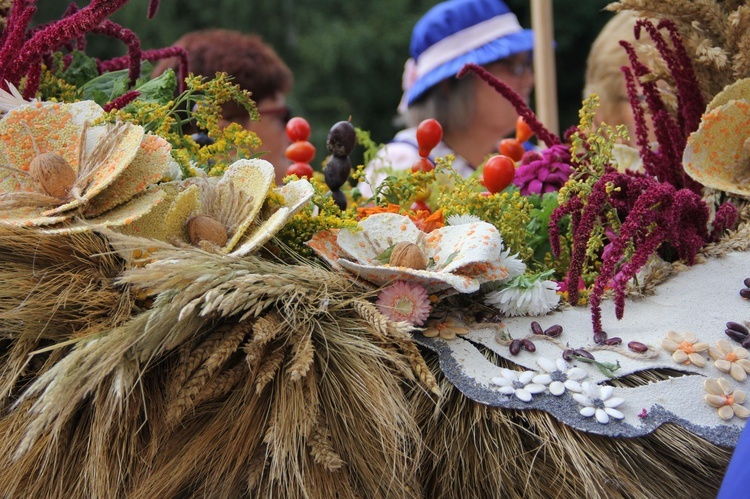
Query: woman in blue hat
361 0 535 196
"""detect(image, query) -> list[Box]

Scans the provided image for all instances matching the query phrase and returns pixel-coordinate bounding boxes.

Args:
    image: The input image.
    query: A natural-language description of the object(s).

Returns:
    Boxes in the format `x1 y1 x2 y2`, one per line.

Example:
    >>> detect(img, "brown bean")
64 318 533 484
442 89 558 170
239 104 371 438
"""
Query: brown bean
521 338 536 352
741 288 750 300
744 277 750 288
726 329 749 343
743 337 750 350
603 337 622 346
727 321 750 336
530 321 544 335
574 348 595 360
627 341 648 353
544 324 563 337
509 339 523 356
593 330 608 344
562 349 575 361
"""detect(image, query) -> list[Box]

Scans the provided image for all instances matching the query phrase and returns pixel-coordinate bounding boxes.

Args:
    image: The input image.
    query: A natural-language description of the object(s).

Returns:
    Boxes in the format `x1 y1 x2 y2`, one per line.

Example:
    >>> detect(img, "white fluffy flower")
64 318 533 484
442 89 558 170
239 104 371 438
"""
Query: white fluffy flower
572 381 625 424
0 81 33 114
445 213 482 226
485 278 559 317
534 357 587 396
490 368 547 402
497 248 526 282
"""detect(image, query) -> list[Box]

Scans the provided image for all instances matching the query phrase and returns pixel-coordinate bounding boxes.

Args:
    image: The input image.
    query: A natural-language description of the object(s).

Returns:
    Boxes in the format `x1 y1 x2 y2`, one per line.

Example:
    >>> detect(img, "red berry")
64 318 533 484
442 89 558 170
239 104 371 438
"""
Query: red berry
515 116 533 143
483 155 515 194
416 119 443 157
286 162 314 179
286 117 311 142
499 138 525 162
285 141 316 163
411 157 435 173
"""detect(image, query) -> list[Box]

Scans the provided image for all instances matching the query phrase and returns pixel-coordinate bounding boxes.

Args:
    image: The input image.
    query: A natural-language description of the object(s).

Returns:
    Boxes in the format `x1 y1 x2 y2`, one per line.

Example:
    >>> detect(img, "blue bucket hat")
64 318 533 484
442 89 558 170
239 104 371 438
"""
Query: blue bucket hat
402 0 534 108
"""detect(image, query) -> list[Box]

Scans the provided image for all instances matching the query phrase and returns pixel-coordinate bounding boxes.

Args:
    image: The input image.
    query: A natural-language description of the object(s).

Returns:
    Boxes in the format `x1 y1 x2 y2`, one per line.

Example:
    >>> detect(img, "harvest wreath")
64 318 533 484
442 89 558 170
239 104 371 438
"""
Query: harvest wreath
0 0 749 497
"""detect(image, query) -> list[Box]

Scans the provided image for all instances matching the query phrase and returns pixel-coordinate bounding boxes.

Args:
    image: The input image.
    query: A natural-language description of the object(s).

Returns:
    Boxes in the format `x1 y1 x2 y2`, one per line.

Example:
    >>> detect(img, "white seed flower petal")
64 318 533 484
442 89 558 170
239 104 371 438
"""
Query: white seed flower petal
532 374 552 385
566 367 587 381
537 357 556 373
718 405 735 420
595 408 610 424
730 363 747 382
499 386 515 395
604 396 624 408
549 381 565 396
672 350 689 364
605 407 624 420
572 393 590 406
735 390 747 404
564 379 583 393
661 339 680 352
580 406 596 418
704 378 723 395
705 394 727 408
490 376 511 387
515 389 533 402
715 359 732 373
599 385 614 401
519 371 535 384
525 383 547 394
732 404 750 419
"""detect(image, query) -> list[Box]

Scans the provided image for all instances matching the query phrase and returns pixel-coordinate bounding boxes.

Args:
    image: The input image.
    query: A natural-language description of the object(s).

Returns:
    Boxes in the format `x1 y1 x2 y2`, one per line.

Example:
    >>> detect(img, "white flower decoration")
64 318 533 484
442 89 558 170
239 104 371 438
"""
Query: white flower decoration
446 213 482 226
710 340 750 382
704 377 750 420
485 274 560 317
572 382 625 424
490 368 547 402
535 357 587 396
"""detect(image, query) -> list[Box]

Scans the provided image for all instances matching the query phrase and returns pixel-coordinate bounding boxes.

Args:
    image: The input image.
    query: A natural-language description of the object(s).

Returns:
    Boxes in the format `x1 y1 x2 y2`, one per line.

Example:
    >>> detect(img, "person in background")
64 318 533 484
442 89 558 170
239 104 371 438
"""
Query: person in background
152 29 294 184
361 0 535 196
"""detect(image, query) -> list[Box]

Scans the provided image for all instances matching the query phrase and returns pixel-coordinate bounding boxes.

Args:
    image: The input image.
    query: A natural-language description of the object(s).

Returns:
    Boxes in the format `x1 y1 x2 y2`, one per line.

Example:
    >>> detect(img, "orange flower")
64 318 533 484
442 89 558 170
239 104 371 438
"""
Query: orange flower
409 208 444 233
356 203 401 220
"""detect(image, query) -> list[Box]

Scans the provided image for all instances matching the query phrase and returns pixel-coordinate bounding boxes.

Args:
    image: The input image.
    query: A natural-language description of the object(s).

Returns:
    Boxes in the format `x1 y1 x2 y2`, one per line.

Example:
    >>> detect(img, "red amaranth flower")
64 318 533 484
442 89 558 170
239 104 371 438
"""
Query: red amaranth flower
102 90 140 112
92 19 141 88
100 46 190 93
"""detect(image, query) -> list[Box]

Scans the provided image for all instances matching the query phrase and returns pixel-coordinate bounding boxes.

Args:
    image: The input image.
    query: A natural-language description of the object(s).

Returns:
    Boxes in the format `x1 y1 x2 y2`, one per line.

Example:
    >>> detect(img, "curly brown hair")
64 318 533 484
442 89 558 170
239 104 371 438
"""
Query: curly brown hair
152 28 293 117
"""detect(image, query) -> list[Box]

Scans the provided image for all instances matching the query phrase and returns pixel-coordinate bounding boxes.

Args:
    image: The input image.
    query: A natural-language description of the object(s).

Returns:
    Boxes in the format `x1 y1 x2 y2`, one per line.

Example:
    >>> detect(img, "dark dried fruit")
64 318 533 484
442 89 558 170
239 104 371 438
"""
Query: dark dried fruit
603 337 622 346
744 277 750 288
543 324 563 337
726 329 749 343
521 338 536 352
743 337 750 350
562 349 575 361
509 339 523 356
530 321 543 335
574 348 595 360
728 321 750 336
627 341 648 353
326 120 356 157
324 154 352 191
741 288 750 299
593 330 608 344
331 189 347 211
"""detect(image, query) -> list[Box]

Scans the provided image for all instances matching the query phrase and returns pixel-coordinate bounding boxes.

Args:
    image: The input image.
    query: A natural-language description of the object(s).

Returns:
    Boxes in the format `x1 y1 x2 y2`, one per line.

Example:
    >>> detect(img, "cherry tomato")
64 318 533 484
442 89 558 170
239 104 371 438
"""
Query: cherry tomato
285 162 314 179
416 119 443 157
483 155 515 194
286 117 311 142
410 200 431 213
411 157 435 173
515 116 534 143
285 141 316 163
499 138 525 163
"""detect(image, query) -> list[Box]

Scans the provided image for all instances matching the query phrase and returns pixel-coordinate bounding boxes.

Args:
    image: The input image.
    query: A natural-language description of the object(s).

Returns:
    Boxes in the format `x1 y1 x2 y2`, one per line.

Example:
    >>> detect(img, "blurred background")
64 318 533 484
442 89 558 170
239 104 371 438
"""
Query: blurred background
34 0 614 167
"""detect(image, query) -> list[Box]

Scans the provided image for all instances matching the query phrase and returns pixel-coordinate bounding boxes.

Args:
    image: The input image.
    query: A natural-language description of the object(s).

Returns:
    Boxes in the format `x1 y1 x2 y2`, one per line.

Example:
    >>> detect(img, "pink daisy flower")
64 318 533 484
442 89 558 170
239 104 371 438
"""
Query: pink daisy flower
375 281 431 326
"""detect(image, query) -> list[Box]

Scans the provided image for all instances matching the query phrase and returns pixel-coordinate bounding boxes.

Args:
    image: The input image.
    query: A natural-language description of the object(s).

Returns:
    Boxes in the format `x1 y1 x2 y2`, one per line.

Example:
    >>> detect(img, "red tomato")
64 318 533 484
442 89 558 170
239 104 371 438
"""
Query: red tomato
285 141 316 163
499 138 525 162
416 119 443 157
286 162 314 179
515 116 534 143
411 157 435 173
285 117 311 142
410 200 431 213
483 155 515 194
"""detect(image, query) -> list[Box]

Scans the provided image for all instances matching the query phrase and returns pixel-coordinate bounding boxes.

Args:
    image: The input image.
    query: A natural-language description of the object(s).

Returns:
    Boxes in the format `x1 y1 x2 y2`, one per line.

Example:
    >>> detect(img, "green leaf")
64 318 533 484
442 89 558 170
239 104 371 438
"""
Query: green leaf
134 68 177 105
573 355 621 378
60 50 99 88
375 244 396 264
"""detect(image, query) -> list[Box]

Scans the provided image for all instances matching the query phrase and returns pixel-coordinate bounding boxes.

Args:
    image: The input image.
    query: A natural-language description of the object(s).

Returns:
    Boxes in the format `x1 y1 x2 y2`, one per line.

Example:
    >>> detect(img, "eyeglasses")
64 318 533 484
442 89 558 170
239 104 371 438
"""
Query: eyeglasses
257 105 292 125
492 57 534 77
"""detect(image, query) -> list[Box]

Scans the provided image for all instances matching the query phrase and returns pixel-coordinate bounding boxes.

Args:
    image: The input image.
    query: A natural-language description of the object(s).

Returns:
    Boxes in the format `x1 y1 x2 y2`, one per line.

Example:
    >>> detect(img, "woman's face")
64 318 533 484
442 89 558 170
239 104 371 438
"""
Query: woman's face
220 93 292 185
473 52 535 138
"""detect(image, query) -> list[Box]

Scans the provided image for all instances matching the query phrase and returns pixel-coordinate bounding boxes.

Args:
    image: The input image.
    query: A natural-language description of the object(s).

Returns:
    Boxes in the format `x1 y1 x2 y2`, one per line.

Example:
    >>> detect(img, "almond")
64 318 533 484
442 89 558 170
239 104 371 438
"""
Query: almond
389 241 427 270
187 215 228 247
29 153 76 198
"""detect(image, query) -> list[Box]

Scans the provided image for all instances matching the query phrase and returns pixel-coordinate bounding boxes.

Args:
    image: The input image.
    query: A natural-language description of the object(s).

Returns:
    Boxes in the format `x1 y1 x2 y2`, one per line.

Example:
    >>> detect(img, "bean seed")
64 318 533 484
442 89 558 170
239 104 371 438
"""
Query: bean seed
603 337 622 346
743 337 750 349
509 339 523 356
562 349 575 361
744 277 750 288
741 288 750 299
593 330 608 344
575 348 595 360
627 341 648 353
521 338 536 352
727 321 750 335
530 321 543 335
544 324 563 337
726 329 749 343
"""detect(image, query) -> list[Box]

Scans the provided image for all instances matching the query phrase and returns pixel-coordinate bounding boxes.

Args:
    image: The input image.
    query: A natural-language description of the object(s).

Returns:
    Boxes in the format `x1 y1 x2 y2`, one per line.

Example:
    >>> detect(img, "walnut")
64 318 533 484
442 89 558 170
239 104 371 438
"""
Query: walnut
389 241 427 270
187 215 228 247
28 153 76 198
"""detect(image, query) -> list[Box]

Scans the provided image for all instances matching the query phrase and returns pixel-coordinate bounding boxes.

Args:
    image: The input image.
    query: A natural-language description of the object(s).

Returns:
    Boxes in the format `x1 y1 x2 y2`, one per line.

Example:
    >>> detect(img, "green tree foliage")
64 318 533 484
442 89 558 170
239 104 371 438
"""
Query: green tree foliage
34 0 613 166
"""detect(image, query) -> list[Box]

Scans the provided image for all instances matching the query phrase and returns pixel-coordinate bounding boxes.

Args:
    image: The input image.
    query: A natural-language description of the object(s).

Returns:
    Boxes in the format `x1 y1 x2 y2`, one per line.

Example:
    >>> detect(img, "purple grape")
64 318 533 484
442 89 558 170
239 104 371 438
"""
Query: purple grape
326 121 356 157
324 155 352 191
331 189 347 211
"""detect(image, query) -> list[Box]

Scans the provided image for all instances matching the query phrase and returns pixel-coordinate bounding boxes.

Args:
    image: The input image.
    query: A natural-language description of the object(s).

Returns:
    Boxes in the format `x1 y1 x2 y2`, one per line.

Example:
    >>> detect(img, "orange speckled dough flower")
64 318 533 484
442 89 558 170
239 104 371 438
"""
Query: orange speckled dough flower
0 101 171 232
309 212 519 293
